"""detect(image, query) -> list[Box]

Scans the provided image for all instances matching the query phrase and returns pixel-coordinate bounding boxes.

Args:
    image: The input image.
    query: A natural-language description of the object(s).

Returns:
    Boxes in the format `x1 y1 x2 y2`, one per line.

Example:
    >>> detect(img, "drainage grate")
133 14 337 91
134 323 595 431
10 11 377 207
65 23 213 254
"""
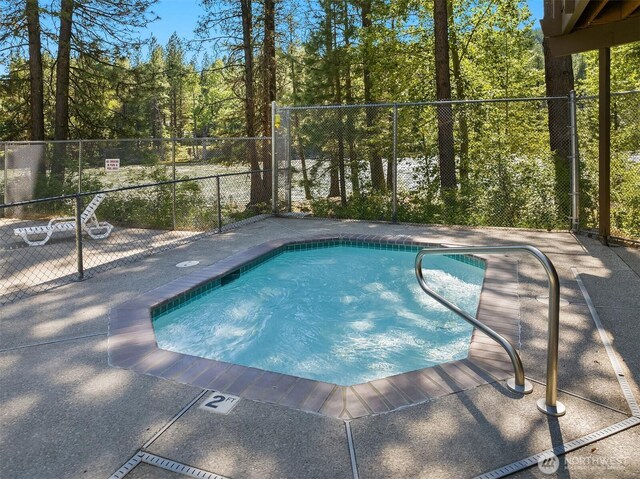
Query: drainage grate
474 268 640 478
474 416 640 479
109 451 231 479
109 452 144 479
109 264 640 479
139 452 231 479
573 268 640 417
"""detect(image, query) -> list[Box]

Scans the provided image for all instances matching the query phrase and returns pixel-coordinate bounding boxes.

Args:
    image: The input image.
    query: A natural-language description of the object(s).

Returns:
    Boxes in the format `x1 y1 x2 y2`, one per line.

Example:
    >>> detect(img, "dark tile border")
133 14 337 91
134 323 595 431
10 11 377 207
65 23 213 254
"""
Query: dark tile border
108 234 518 419
151 237 486 321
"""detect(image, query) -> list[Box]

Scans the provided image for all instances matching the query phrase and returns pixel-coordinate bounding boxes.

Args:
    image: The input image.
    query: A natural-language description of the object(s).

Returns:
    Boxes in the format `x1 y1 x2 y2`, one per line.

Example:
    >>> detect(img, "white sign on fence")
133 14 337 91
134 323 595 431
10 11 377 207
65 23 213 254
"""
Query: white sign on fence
105 158 120 172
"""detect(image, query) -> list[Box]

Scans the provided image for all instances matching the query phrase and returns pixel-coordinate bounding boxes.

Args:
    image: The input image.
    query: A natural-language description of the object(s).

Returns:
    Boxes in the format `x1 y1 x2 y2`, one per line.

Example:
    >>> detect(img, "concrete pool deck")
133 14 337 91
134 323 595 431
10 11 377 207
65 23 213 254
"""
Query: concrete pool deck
1 217 639 478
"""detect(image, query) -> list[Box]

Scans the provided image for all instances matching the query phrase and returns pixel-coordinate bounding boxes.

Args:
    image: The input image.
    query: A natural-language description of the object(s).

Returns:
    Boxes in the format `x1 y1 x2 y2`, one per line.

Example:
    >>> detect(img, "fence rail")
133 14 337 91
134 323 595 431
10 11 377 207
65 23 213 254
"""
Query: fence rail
2 91 639 303
273 91 640 242
0 169 272 304
1 136 271 207
275 95 578 231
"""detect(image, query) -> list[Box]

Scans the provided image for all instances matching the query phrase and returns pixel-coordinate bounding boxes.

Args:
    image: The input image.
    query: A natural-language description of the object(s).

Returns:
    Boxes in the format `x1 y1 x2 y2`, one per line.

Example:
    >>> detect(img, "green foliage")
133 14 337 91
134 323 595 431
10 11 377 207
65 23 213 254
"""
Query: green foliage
222 201 271 223
294 96 577 231
311 193 393 221
2 0 640 240
576 92 640 240
9 166 217 230
95 167 213 230
576 43 640 95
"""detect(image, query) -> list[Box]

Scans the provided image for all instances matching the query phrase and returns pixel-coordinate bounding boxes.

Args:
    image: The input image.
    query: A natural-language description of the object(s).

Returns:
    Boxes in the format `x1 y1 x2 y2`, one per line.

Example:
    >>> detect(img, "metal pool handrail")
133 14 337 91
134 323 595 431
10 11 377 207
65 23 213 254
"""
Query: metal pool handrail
415 245 566 417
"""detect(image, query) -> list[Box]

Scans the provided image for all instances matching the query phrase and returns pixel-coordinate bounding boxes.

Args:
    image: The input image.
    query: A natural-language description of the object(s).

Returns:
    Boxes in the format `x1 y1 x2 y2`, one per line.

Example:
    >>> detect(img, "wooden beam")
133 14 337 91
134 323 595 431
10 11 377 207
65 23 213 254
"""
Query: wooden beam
546 14 640 56
540 0 564 36
562 0 591 33
577 0 609 29
621 0 640 19
598 48 611 244
564 0 576 14
591 0 640 25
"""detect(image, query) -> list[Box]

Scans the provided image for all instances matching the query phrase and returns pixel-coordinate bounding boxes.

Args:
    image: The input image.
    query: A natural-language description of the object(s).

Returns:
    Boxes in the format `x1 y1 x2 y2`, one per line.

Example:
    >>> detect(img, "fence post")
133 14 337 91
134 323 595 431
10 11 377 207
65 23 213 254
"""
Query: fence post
568 90 579 233
392 104 398 223
78 140 83 193
2 143 7 218
172 138 177 230
216 175 222 233
75 195 84 281
272 101 278 215
286 110 292 213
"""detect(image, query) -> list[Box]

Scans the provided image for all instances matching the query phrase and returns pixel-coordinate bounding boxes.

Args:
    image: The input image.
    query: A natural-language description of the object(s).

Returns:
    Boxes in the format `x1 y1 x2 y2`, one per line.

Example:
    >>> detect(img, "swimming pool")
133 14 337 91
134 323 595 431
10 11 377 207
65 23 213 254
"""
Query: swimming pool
109 234 521 418
152 242 485 386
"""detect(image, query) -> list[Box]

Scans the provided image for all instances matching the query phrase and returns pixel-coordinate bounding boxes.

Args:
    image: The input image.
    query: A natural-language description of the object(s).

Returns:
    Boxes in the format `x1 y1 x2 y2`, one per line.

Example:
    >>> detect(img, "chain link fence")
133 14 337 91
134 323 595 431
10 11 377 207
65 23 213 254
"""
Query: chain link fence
0 170 271 304
0 135 274 303
276 96 576 230
2 92 639 303
1 137 269 203
576 91 640 242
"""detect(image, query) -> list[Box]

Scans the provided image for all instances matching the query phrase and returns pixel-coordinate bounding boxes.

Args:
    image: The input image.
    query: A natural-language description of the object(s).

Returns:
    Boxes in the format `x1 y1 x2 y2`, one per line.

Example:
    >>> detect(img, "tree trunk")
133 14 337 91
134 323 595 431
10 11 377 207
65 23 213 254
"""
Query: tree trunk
261 0 276 200
171 87 177 136
343 62 360 195
343 39 359 195
341 0 357 199
543 38 573 159
447 0 468 186
240 0 262 205
434 0 456 190
543 36 574 222
360 0 385 190
386 117 393 191
293 112 312 200
151 99 162 141
328 157 341 198
26 0 44 144
25 0 46 195
178 82 184 138
52 0 74 184
287 18 312 201
324 3 340 199
336 108 347 205
333 13 346 206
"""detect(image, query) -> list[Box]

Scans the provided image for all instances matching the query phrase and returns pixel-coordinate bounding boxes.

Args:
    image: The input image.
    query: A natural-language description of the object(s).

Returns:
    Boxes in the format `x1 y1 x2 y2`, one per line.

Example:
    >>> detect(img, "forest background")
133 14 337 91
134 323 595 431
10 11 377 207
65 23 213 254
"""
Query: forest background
0 0 639 238
1 0 638 141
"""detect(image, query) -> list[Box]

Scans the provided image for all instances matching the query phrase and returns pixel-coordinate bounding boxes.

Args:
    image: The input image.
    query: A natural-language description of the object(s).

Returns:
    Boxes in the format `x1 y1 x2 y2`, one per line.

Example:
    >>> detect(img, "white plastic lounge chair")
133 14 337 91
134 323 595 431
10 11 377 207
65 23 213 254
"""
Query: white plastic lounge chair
14 193 113 246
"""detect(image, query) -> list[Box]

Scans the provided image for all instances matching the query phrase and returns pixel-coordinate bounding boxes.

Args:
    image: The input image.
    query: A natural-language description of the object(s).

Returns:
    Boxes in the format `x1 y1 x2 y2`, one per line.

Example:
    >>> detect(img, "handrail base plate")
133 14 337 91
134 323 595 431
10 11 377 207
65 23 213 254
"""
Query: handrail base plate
507 378 534 394
537 398 567 417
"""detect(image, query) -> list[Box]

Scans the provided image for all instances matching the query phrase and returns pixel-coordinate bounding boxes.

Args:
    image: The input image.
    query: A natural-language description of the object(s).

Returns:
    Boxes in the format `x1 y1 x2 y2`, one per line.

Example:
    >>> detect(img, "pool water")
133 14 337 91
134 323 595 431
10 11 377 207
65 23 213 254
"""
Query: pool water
152 245 485 386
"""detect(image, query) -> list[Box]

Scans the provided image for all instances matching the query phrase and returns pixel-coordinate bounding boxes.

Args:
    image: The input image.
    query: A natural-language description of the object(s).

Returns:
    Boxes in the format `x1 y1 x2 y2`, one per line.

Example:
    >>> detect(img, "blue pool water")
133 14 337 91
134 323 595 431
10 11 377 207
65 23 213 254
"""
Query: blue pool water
153 245 485 386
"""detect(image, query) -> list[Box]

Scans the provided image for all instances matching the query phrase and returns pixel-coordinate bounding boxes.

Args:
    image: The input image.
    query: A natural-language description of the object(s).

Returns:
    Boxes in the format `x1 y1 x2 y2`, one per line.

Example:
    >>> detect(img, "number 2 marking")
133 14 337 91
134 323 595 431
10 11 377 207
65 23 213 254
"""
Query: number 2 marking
200 391 240 414
205 395 226 408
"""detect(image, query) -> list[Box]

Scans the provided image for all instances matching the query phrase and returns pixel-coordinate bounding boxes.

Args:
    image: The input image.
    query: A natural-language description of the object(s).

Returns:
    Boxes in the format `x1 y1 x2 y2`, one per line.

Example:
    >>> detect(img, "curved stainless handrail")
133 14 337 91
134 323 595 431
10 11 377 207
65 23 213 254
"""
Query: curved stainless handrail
415 245 565 416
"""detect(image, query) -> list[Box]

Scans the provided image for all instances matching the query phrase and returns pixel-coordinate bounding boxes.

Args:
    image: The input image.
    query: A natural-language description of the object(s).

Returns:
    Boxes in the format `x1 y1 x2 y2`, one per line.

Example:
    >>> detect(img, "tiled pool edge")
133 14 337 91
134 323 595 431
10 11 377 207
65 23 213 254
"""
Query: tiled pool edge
151 237 486 320
108 234 518 420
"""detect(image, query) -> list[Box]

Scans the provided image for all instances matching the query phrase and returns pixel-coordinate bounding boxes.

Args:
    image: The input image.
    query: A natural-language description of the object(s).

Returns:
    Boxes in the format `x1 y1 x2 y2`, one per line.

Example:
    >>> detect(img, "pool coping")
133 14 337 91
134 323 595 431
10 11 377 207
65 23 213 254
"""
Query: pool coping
108 234 520 419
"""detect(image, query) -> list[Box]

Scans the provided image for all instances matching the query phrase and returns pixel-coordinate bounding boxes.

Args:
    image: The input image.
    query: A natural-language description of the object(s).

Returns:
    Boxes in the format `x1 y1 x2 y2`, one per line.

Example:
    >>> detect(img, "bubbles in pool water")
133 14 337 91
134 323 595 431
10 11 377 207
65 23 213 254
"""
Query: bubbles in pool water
153 245 484 385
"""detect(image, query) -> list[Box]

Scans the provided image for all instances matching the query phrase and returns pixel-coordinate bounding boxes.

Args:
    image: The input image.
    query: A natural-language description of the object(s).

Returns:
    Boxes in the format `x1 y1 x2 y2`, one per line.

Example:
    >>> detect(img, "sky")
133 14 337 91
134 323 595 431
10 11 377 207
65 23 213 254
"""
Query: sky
527 0 544 26
144 0 205 46
0 0 546 75
144 0 546 47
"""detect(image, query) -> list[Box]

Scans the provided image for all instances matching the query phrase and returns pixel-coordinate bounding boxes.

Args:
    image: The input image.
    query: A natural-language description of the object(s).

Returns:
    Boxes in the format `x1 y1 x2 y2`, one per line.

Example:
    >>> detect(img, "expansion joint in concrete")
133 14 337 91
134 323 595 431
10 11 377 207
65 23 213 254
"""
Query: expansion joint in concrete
344 420 360 479
573 267 640 417
0 332 107 353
